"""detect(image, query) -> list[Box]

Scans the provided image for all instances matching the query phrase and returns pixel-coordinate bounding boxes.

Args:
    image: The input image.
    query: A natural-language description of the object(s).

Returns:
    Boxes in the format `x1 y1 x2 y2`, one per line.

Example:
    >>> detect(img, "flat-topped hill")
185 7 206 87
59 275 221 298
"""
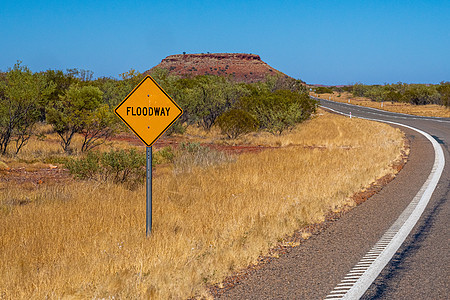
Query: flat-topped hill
145 53 288 83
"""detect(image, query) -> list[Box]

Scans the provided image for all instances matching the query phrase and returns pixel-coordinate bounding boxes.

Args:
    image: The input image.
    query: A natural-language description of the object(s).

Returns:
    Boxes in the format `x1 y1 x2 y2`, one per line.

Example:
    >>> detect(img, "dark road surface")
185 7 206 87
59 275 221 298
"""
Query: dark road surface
218 99 449 299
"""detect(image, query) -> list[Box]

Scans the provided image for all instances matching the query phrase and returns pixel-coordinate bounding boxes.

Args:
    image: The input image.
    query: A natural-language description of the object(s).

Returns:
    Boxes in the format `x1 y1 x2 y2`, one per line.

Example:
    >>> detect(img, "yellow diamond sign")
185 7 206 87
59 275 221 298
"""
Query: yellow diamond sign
115 75 183 147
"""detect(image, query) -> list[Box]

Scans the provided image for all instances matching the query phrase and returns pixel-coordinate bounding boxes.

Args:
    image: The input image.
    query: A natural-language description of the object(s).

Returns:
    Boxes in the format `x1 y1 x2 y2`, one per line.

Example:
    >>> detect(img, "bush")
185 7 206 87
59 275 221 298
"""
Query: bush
101 148 146 184
153 146 175 164
401 84 440 105
216 109 259 139
352 83 369 97
239 89 318 135
437 82 450 107
64 151 101 180
64 149 146 187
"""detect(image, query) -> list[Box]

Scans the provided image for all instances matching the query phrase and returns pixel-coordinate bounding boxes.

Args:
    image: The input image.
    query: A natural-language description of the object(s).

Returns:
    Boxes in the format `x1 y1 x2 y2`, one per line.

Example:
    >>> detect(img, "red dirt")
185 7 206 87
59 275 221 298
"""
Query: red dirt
0 134 274 187
0 166 70 187
113 133 274 154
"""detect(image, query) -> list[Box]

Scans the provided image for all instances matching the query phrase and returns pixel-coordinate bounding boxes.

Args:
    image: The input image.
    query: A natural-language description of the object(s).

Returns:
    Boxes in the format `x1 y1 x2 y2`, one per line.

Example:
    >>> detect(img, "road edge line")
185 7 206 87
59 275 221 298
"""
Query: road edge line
321 105 446 299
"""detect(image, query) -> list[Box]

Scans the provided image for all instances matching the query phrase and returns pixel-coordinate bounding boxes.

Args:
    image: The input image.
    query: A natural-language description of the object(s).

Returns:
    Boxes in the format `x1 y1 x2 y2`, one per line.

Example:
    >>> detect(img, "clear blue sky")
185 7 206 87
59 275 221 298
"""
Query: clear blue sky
1 0 449 85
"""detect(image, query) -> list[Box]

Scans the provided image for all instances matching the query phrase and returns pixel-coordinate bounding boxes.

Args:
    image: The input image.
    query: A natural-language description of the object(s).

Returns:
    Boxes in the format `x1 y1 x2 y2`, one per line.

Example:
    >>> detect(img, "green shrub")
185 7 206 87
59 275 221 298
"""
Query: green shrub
215 109 259 139
64 151 101 180
352 83 369 97
100 148 146 184
239 89 318 135
153 146 175 164
437 82 450 107
64 149 146 187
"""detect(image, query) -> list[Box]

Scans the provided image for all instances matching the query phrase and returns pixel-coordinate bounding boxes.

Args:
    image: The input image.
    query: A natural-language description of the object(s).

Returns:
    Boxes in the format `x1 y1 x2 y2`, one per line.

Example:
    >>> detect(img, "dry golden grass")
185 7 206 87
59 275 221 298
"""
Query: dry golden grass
2 124 140 168
311 91 450 118
0 111 406 299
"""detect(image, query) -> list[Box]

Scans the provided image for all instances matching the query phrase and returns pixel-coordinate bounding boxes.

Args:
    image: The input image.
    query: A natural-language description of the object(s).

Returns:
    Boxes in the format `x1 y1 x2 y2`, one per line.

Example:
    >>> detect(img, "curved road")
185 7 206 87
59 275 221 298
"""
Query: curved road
218 99 449 299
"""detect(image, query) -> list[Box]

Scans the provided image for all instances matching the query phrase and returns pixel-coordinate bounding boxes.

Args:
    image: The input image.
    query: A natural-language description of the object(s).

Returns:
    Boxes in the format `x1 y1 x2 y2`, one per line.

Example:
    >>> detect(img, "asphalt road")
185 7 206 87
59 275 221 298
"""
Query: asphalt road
218 99 449 299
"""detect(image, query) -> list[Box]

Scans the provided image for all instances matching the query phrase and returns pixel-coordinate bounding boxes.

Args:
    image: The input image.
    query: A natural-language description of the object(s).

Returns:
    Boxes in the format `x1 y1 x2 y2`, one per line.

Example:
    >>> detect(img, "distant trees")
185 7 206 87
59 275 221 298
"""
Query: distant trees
314 86 334 94
351 82 449 107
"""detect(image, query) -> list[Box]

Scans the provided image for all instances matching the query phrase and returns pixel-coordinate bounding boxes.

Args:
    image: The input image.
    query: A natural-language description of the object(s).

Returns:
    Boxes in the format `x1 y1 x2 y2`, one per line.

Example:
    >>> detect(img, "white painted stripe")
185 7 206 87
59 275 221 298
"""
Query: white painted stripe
333 287 352 290
343 276 361 280
359 259 376 262
316 98 450 123
322 104 446 300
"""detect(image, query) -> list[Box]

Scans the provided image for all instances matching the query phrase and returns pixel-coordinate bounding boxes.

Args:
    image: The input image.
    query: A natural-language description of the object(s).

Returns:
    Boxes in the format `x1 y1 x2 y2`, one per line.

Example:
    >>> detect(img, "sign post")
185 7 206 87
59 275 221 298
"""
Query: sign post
146 146 152 235
115 75 183 236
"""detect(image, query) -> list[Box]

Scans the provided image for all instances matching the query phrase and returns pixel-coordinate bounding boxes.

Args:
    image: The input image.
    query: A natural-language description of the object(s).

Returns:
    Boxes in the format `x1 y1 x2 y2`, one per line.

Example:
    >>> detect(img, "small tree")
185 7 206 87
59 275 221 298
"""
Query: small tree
352 82 368 97
216 109 259 139
436 82 450 107
365 85 387 102
80 104 117 152
0 62 55 155
46 85 103 152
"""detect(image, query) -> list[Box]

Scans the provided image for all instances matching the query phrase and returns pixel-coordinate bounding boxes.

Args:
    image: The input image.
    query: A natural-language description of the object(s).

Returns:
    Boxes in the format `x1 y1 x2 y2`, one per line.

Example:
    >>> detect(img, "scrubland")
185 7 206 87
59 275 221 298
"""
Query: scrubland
313 91 450 118
0 111 406 299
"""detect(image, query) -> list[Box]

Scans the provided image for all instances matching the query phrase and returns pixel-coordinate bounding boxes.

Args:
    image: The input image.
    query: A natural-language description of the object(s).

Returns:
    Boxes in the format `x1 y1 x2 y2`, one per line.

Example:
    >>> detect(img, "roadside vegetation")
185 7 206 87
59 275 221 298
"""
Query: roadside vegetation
1 61 407 299
310 82 450 118
0 61 316 157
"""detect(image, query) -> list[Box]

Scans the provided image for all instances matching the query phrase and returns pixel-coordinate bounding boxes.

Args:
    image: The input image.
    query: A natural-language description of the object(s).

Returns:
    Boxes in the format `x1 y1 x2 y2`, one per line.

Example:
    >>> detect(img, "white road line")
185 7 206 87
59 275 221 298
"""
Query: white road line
322 104 446 300
315 98 450 123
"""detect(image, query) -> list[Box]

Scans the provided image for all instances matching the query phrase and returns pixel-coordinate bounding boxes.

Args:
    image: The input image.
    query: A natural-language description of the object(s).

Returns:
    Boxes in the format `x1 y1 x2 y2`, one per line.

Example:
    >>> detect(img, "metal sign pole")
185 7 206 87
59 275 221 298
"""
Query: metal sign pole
146 146 152 236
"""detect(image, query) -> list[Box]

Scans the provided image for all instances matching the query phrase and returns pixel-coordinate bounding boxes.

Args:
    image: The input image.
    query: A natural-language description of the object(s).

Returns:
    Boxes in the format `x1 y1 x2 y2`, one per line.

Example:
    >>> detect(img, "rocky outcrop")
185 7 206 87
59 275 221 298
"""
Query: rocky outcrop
145 53 288 83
